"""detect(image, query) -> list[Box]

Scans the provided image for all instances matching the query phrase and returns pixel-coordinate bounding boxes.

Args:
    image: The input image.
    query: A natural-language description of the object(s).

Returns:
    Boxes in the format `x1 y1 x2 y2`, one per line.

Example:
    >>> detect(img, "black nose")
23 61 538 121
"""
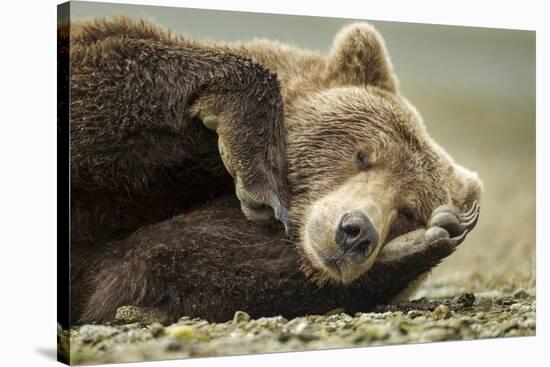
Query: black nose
335 210 380 263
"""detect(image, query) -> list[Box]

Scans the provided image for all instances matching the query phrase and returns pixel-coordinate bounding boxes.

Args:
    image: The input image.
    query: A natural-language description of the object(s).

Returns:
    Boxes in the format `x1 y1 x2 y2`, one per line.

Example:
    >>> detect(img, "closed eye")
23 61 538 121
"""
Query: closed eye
398 209 416 223
386 208 420 243
356 150 369 170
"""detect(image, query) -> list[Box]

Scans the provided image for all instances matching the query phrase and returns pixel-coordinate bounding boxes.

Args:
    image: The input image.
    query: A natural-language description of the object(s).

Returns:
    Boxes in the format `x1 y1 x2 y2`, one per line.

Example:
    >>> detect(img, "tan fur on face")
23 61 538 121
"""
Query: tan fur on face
283 87 481 284
302 171 398 283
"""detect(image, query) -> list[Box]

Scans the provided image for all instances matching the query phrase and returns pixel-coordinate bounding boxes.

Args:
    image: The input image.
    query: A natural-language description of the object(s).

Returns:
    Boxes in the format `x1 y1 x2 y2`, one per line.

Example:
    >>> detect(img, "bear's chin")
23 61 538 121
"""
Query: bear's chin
320 255 378 284
302 231 380 284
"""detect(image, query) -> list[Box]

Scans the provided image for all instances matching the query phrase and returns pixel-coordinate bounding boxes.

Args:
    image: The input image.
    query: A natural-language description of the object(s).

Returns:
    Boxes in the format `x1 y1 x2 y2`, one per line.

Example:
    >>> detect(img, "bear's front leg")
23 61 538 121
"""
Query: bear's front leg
192 96 291 231
363 202 480 304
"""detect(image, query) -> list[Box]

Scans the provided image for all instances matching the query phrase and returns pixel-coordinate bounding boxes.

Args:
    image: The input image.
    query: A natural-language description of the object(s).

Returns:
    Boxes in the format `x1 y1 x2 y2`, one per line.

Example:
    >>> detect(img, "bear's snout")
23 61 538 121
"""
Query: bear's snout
335 210 379 264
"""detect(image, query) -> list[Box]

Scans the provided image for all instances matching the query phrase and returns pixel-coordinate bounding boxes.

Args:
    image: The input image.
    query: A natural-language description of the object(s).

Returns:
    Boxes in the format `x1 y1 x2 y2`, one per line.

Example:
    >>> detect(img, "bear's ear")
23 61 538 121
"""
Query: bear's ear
448 163 483 210
326 23 398 93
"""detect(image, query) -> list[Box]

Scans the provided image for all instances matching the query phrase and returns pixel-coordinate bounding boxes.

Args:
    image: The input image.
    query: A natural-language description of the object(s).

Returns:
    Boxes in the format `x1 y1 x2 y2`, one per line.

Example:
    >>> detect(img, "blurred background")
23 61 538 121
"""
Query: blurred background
71 1 536 295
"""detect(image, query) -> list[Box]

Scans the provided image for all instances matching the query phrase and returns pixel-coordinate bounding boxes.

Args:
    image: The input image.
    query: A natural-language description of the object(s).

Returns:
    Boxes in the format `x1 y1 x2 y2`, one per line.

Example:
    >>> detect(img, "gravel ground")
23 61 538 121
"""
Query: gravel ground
60 279 535 365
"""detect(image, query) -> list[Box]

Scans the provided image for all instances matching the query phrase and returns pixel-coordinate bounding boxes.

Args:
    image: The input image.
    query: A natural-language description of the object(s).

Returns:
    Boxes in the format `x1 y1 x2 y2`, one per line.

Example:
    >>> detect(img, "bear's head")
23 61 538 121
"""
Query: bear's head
285 23 482 284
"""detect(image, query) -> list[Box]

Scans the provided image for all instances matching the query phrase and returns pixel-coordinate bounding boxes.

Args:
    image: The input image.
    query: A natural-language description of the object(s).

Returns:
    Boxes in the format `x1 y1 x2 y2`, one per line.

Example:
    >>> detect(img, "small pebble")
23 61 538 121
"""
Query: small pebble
325 307 346 316
407 310 423 319
509 303 521 313
165 325 209 341
149 322 165 337
495 297 515 305
292 321 320 341
519 305 531 313
115 305 167 324
278 332 292 342
164 340 182 352
452 293 476 307
432 304 452 320
513 288 529 299
474 296 493 307
233 310 251 323
178 316 192 323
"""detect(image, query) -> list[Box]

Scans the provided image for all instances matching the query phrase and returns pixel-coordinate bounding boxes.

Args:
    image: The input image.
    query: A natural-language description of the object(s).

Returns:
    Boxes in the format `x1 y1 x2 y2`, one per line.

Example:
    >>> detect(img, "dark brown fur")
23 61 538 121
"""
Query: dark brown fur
65 18 482 325
70 18 288 245
73 196 458 323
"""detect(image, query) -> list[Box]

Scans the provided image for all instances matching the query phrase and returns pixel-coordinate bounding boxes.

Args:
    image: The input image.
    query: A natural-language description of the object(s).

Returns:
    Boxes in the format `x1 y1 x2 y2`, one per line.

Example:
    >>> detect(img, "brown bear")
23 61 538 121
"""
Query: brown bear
63 17 482 325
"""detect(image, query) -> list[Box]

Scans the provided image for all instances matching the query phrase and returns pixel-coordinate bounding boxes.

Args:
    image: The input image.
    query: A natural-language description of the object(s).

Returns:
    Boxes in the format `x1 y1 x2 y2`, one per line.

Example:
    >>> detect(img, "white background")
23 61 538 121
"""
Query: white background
0 0 546 366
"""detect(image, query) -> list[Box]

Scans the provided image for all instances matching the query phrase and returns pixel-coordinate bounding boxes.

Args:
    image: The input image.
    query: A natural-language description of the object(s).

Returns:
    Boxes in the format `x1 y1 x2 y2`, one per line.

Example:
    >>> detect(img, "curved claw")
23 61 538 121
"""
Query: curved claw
459 202 479 223
460 200 478 219
270 194 292 234
451 229 469 247
427 201 480 246
462 210 479 230
462 202 480 228
460 210 477 224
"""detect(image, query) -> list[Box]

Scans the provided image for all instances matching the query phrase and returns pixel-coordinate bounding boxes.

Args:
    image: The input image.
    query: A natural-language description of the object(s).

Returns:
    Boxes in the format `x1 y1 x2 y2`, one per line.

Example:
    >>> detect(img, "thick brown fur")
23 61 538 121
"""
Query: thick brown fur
70 17 288 245
66 17 482 325
73 196 464 324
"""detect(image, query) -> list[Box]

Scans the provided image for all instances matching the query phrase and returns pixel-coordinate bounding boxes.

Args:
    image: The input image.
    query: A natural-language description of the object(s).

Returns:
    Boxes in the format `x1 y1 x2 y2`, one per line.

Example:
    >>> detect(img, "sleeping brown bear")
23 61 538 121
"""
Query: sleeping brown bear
64 17 482 325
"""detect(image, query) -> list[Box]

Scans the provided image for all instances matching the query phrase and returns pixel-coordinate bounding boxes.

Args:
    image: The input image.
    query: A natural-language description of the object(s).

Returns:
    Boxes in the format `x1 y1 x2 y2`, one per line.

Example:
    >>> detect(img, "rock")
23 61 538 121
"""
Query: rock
513 288 530 299
149 322 165 337
272 315 289 324
432 304 452 320
473 296 493 307
176 316 209 327
178 316 192 323
509 303 521 313
164 340 182 352
502 321 520 334
165 325 209 341
277 332 292 342
397 320 416 334
233 310 251 323
407 310 423 319
393 311 405 318
115 305 168 324
291 321 320 341
325 307 346 316
519 305 532 313
495 297 515 305
451 293 476 307
255 315 288 328
370 311 393 320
